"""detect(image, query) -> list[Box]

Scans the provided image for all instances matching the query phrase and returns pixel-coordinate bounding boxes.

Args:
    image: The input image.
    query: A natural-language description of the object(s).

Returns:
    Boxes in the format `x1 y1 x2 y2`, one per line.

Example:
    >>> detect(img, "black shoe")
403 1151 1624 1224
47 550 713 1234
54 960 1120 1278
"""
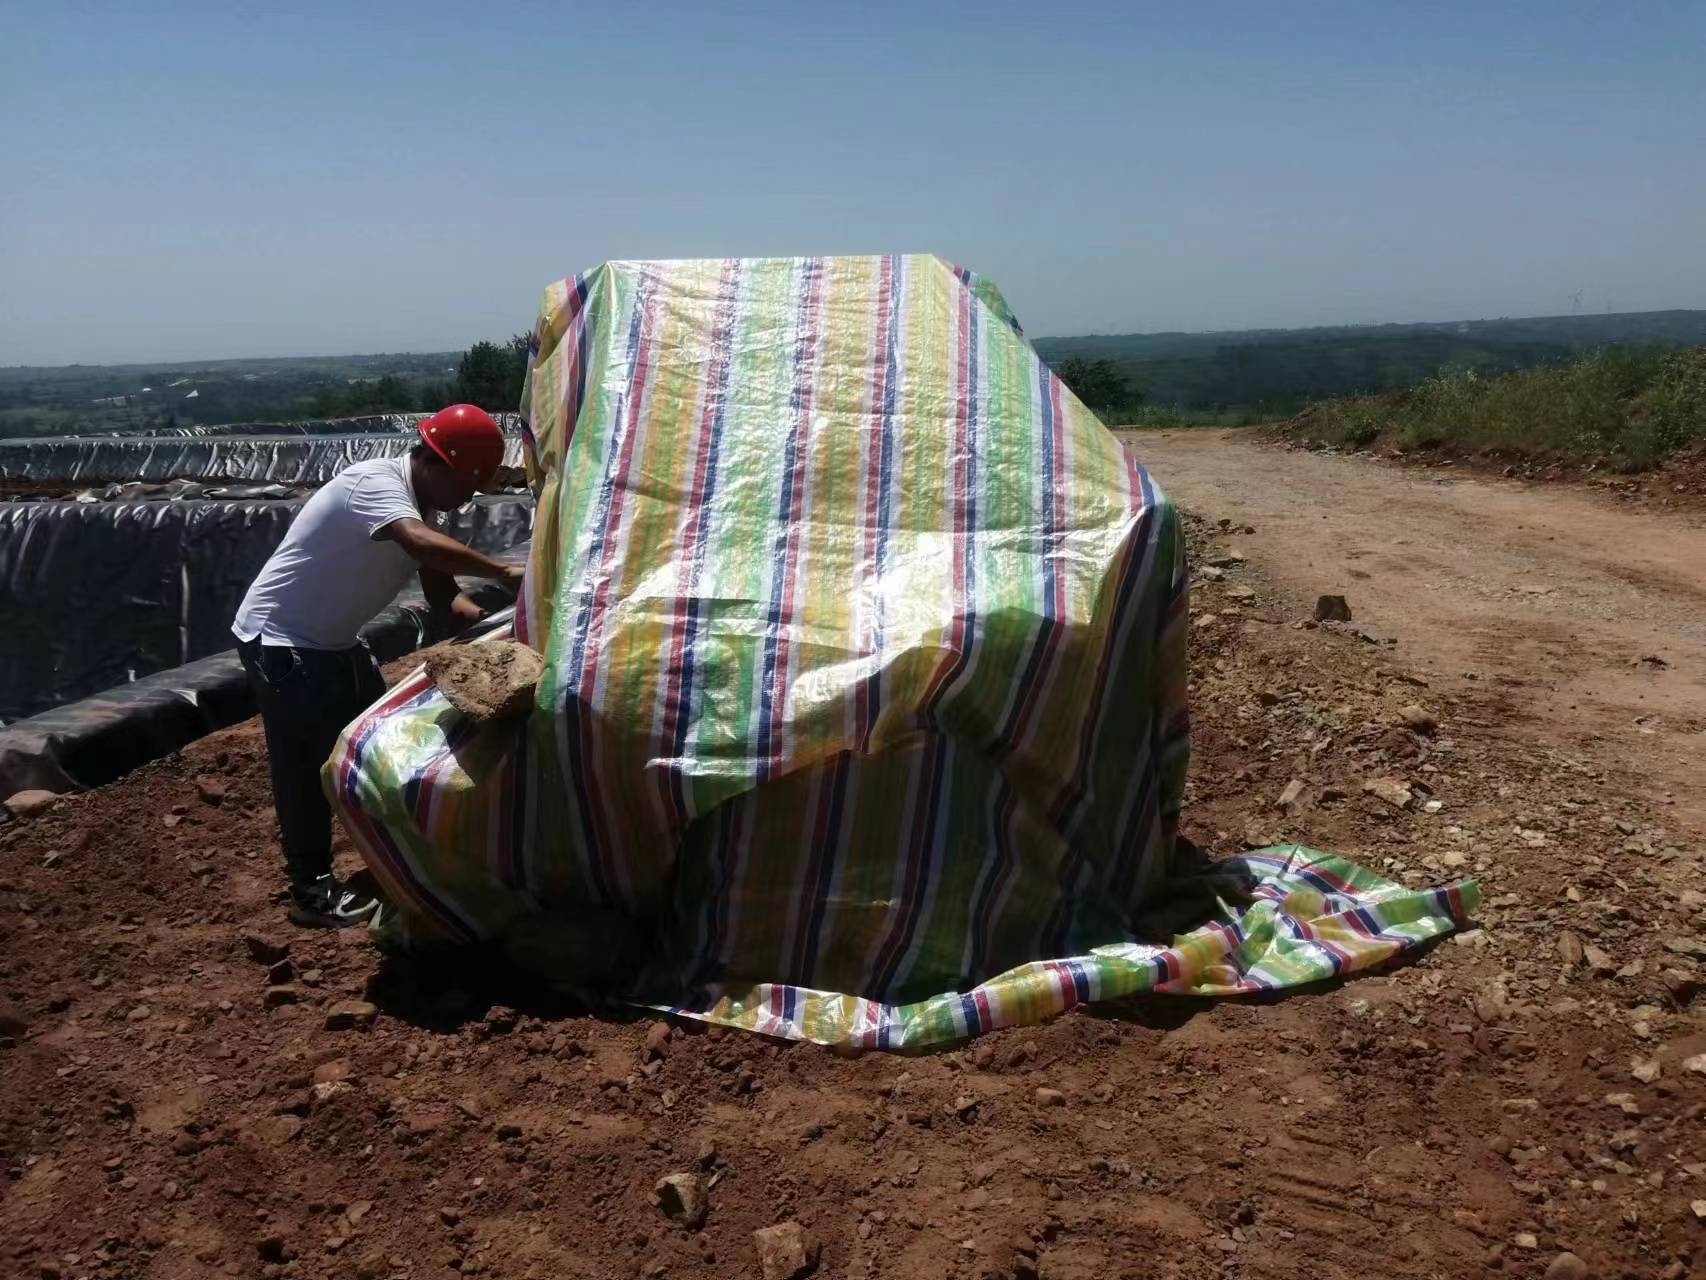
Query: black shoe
288 875 379 928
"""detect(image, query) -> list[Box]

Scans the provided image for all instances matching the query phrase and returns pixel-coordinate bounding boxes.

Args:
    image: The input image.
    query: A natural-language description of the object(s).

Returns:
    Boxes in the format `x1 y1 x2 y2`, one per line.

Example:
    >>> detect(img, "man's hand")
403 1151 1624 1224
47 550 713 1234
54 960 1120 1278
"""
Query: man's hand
501 564 525 593
448 595 488 633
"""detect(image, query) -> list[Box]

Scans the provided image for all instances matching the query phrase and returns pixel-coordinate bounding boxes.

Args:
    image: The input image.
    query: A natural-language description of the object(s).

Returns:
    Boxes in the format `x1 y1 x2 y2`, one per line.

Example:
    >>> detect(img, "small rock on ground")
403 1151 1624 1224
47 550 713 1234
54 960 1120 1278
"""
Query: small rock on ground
324 1001 378 1031
1314 594 1352 622
1544 1252 1590 1280
1398 703 1437 734
753 1221 818 1280
242 933 290 965
643 1021 672 1061
1362 778 1414 810
652 1172 709 1229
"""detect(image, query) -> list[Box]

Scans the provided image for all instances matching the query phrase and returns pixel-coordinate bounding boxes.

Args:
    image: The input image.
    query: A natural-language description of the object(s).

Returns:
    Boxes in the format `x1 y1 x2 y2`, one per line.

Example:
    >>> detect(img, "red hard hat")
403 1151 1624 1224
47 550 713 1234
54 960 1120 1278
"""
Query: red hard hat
418 404 504 481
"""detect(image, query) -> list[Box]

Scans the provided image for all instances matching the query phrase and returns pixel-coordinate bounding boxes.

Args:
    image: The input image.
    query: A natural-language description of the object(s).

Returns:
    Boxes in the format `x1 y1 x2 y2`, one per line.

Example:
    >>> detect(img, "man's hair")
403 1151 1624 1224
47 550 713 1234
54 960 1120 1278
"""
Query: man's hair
410 441 443 465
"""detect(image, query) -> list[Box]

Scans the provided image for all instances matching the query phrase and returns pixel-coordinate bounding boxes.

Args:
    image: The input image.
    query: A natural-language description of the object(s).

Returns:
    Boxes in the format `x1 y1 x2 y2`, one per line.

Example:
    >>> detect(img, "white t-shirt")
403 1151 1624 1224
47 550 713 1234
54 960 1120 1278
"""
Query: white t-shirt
233 456 436 650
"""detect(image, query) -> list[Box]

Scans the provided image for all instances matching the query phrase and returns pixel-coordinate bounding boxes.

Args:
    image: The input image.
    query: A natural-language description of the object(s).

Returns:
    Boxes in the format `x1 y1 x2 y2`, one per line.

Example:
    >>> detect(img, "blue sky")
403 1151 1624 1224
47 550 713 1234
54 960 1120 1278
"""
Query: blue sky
3 0 1703 364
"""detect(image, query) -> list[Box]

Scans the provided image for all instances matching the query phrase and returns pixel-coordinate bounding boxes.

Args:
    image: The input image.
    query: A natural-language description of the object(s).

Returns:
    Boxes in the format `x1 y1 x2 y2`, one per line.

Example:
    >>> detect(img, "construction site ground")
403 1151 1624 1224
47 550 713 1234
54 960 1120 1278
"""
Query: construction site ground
3 427 1703 1280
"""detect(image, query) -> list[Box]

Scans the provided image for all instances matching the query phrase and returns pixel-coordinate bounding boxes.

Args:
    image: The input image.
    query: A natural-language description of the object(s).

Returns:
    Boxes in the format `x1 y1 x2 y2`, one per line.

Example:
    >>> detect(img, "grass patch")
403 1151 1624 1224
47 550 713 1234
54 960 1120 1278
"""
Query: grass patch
1285 346 1706 471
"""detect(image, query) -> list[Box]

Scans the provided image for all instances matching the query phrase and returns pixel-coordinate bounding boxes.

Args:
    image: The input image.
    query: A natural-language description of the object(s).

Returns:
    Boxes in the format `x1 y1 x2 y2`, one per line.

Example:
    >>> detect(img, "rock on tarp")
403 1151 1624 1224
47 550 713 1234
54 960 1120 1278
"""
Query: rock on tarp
327 256 1478 1048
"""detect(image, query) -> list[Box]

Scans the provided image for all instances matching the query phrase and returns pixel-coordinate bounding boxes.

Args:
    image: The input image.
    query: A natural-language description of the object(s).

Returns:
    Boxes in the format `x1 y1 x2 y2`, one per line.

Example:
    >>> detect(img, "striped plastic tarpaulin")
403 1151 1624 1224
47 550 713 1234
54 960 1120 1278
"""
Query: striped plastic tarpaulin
326 256 1476 1047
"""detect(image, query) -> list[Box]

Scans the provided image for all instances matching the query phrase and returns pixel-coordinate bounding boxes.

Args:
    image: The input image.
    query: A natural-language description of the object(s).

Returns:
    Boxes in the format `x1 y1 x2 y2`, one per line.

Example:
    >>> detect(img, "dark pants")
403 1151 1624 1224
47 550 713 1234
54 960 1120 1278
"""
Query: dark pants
237 638 386 891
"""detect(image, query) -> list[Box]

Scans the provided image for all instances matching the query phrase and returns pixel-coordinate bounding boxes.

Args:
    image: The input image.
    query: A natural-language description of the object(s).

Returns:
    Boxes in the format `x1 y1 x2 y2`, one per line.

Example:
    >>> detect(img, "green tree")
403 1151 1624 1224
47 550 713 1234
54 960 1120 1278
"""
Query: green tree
370 375 415 412
1055 356 1140 412
454 334 531 413
416 380 454 412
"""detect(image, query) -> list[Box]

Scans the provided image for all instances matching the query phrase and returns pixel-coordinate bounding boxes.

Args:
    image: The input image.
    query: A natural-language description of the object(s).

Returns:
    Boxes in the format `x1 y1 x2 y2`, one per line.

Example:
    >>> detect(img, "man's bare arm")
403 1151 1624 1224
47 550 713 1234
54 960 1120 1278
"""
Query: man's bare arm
382 518 524 590
419 567 488 633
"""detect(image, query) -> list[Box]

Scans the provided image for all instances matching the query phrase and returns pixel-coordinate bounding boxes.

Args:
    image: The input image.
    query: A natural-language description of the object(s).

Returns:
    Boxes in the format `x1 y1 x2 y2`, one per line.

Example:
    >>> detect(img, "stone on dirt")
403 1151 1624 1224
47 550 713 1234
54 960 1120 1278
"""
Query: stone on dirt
1034 1087 1066 1107
325 1001 379 1031
652 1172 709 1229
424 641 545 723
1558 932 1585 969
1362 778 1414 810
1275 779 1306 814
1398 703 1438 734
263 985 301 1008
3 789 60 819
1581 945 1616 979
643 1021 672 1061
1313 594 1352 623
753 1221 818 1280
1544 1253 1590 1280
243 933 290 965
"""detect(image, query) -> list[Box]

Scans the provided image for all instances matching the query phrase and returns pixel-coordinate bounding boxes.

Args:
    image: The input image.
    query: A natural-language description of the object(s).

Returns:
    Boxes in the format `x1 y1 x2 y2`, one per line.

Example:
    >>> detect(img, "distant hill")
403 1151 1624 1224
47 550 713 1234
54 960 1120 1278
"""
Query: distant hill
1035 309 1706 416
0 352 462 438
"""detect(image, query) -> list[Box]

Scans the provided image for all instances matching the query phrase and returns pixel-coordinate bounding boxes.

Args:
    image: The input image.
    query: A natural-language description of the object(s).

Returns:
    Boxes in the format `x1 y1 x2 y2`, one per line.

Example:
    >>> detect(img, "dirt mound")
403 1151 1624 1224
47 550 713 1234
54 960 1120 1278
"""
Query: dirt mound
1 495 1702 1279
423 640 543 723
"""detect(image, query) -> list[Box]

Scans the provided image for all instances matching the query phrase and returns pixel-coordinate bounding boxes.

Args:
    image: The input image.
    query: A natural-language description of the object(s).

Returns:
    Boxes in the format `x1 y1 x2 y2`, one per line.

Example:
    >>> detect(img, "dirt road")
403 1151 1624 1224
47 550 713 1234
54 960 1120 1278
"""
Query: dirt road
2 434 1703 1280
1129 429 1706 827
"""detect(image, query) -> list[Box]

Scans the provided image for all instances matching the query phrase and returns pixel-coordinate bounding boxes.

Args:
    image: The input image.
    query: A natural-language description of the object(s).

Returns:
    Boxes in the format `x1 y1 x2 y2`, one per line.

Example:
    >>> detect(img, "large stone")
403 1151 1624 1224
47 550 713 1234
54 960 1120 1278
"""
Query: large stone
753 1222 818 1280
3 789 60 819
424 641 544 723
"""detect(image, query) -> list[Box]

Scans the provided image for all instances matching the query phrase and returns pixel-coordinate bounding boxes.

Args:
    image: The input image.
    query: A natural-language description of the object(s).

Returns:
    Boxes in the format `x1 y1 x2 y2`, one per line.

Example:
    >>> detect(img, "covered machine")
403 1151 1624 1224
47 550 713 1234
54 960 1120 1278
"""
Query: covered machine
329 256 1474 1047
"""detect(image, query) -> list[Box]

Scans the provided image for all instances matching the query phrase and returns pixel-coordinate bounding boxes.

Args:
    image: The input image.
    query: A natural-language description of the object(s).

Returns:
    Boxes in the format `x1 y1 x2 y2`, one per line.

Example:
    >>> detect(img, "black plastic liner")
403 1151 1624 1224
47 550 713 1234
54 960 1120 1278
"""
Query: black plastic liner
0 496 532 723
1 431 527 489
0 576 523 799
119 413 515 439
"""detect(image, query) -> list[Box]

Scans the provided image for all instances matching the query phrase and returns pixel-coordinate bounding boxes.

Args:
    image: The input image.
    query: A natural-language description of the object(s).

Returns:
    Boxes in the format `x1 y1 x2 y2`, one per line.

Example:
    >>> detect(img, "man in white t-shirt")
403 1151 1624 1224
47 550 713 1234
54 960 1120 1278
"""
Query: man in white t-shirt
233 404 525 927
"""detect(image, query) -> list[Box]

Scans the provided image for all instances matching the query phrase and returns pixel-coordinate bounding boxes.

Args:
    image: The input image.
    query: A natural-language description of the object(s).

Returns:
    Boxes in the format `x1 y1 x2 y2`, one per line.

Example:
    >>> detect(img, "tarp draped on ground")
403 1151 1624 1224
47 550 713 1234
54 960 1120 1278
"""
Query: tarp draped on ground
329 256 1477 1047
